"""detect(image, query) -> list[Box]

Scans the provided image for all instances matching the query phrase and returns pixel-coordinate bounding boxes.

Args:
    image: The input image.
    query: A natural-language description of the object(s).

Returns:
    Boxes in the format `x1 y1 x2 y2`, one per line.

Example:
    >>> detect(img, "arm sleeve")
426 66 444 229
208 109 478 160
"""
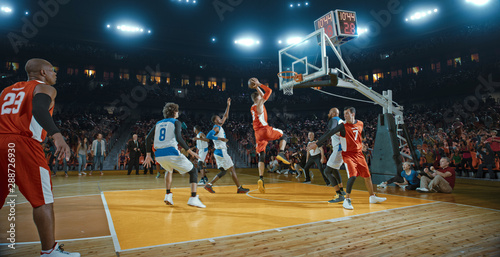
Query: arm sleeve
260 84 272 101
145 127 155 153
327 119 336 130
174 121 190 150
316 123 345 147
206 130 218 140
32 93 60 136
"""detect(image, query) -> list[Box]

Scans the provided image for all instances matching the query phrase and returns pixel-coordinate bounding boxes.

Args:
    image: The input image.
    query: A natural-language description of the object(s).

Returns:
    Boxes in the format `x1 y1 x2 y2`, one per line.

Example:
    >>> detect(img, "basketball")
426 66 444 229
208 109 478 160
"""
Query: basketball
248 78 257 89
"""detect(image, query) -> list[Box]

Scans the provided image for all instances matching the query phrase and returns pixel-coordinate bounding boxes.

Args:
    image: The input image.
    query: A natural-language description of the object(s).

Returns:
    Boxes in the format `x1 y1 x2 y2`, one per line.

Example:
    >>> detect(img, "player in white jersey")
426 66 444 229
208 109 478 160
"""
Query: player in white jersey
193 125 209 185
324 108 349 203
203 98 249 194
144 103 205 208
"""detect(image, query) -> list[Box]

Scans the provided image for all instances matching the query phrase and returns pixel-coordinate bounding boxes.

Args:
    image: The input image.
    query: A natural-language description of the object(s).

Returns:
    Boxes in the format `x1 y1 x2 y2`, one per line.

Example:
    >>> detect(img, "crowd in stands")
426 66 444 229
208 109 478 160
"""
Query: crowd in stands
1 21 499 179
41 110 122 176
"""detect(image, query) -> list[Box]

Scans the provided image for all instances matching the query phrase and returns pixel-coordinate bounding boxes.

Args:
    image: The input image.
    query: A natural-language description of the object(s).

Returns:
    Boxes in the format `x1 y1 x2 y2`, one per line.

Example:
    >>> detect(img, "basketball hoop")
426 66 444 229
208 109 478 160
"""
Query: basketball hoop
277 71 303 96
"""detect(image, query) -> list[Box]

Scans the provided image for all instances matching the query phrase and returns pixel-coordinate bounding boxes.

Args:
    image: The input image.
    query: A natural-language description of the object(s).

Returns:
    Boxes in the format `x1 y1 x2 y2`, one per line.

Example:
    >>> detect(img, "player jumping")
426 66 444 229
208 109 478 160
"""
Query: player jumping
203 98 250 194
308 107 386 210
248 77 290 193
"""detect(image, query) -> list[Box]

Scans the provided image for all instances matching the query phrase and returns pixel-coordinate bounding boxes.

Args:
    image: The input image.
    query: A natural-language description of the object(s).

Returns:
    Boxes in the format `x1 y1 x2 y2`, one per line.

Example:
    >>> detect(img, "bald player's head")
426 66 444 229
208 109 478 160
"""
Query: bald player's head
25 58 57 85
328 107 339 118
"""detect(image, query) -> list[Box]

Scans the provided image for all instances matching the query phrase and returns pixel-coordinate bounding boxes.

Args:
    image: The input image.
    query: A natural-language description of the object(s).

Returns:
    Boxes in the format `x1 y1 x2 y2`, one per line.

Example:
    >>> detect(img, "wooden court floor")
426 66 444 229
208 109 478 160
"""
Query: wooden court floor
1 168 499 256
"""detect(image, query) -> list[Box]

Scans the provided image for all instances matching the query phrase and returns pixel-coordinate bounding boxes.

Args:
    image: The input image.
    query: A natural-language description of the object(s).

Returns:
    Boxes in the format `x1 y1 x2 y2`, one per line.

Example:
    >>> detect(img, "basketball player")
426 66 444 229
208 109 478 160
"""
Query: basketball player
308 107 386 210
0 59 80 256
143 103 205 208
248 77 290 193
193 125 209 185
324 108 348 203
203 98 249 194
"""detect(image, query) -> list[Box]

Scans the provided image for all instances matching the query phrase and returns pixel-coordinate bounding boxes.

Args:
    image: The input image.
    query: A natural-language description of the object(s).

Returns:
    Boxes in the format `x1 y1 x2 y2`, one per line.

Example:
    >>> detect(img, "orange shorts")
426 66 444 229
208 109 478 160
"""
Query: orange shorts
254 126 283 153
342 151 371 178
0 135 53 208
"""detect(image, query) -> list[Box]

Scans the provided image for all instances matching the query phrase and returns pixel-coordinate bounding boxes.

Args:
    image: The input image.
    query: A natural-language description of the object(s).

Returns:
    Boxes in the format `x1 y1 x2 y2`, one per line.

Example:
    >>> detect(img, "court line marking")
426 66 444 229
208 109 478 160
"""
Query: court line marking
245 187 335 203
0 235 112 246
51 176 153 188
2 193 103 207
101 192 121 253
117 201 441 253
240 172 500 212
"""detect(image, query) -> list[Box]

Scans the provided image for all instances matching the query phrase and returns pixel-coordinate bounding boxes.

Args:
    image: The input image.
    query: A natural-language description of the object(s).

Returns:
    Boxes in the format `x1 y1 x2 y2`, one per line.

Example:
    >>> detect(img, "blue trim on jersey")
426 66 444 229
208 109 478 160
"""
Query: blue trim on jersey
213 125 221 130
155 147 180 157
206 130 217 140
156 118 176 126
214 149 223 157
332 117 341 123
202 148 208 152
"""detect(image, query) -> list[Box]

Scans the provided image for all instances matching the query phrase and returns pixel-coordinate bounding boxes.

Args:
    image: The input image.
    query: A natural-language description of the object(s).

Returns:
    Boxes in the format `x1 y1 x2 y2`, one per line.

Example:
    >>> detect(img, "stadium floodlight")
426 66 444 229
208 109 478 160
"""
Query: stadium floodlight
298 4 301 7
107 24 111 28
113 24 148 34
286 37 303 45
466 0 490 6
25 11 29 15
278 40 282 44
290 4 293 7
405 9 439 22
305 2 309 5
235 38 260 47
358 27 368 35
1 6 13 13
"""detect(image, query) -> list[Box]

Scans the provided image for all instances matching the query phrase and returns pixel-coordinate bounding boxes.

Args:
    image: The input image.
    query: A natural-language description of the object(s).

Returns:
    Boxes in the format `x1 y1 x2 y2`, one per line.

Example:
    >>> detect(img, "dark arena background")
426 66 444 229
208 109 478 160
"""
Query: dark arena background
1 0 500 256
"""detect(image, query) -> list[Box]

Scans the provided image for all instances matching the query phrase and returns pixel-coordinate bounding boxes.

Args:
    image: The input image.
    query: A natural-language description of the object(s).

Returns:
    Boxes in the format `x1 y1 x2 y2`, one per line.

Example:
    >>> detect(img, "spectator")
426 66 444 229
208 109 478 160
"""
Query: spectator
76 137 89 175
485 130 500 157
127 134 141 175
91 133 106 175
267 156 279 173
417 157 456 193
476 143 496 179
377 162 420 190
118 150 127 170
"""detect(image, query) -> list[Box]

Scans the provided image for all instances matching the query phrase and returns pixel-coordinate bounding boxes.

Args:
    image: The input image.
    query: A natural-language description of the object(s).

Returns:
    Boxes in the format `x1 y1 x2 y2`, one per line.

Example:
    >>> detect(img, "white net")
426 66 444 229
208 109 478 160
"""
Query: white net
278 71 297 96
283 85 294 95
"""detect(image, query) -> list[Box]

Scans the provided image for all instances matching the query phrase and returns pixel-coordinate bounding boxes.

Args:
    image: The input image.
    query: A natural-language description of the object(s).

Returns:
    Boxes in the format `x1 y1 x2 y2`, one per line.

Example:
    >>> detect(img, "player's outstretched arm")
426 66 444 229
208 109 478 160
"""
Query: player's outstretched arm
221 98 231 125
309 123 346 150
193 132 210 142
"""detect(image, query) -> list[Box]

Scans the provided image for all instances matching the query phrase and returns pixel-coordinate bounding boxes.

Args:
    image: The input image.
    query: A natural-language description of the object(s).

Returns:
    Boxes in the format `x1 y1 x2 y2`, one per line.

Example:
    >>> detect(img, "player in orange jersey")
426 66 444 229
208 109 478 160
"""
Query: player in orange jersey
308 107 386 210
248 77 290 193
0 59 79 256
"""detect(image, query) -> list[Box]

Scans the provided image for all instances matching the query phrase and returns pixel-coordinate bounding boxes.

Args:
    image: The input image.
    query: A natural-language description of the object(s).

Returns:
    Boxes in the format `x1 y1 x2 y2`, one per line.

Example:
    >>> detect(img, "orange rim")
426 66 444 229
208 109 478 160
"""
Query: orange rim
277 71 298 79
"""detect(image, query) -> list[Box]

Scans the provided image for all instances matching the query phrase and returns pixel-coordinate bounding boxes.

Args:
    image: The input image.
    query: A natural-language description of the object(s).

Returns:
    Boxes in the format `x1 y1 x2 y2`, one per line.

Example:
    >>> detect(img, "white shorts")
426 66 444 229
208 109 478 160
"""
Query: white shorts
327 146 344 169
214 149 234 170
156 155 194 174
198 148 208 163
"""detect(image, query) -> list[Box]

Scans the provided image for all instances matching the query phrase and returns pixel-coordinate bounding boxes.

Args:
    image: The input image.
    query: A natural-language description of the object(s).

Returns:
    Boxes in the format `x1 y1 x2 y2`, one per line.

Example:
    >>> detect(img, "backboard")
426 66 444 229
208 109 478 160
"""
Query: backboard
278 28 328 91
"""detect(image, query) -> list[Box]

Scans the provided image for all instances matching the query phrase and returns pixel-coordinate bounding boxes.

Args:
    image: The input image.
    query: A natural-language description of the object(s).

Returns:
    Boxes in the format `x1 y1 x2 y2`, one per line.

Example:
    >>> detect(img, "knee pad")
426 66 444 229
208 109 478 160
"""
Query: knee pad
217 167 227 178
188 167 198 183
258 152 266 163
280 133 288 142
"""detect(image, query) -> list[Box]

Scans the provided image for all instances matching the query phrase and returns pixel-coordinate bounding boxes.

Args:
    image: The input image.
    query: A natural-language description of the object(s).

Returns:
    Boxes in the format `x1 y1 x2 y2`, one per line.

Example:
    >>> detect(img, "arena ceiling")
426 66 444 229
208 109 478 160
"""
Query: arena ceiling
0 0 498 58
